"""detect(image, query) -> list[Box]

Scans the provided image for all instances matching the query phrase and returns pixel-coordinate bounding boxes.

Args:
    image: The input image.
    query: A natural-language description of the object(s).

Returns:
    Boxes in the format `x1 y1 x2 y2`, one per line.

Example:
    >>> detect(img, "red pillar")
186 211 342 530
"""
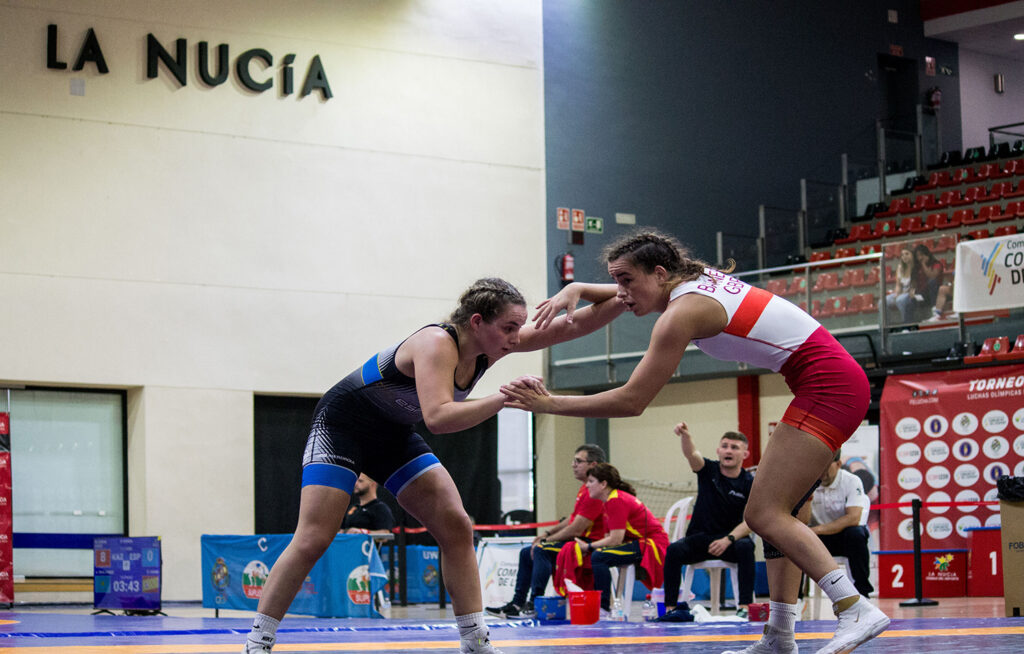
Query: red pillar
736 376 761 466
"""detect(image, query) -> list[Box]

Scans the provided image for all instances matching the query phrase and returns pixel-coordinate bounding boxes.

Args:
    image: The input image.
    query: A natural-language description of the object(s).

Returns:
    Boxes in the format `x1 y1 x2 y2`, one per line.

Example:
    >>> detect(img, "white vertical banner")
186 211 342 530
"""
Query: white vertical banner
476 536 533 607
952 234 1024 313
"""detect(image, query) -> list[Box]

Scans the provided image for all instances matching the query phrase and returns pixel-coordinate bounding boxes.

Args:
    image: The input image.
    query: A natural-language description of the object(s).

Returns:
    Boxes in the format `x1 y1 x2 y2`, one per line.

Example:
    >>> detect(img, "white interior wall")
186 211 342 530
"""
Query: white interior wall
608 378 740 486
958 48 1024 149
1 0 544 600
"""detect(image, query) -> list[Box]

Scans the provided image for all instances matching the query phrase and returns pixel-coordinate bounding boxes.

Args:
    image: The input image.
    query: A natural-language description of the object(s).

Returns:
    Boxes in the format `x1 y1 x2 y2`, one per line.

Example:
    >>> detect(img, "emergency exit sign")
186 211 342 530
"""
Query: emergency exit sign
585 217 603 234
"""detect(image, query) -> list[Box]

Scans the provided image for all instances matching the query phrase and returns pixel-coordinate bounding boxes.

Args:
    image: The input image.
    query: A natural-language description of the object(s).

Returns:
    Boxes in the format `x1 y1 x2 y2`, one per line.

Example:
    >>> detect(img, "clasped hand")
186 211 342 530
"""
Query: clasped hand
501 376 550 411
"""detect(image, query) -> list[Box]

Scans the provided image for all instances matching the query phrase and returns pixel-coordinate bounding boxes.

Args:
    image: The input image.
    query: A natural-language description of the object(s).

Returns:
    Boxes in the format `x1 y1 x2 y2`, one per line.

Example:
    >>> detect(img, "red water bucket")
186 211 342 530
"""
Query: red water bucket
568 590 601 625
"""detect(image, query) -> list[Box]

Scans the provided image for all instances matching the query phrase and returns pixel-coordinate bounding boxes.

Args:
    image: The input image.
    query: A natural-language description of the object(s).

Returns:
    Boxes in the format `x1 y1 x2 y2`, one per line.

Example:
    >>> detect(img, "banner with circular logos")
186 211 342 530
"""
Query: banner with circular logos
880 364 1024 552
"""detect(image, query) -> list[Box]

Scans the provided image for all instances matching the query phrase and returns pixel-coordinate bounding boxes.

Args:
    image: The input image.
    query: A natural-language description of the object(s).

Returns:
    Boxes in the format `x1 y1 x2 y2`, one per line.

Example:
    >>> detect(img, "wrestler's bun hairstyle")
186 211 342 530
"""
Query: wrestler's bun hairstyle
448 278 526 327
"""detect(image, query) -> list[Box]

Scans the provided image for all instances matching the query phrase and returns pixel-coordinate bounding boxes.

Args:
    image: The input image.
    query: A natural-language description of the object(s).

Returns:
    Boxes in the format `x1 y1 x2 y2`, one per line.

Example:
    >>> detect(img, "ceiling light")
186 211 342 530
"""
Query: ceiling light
1015 33 1024 40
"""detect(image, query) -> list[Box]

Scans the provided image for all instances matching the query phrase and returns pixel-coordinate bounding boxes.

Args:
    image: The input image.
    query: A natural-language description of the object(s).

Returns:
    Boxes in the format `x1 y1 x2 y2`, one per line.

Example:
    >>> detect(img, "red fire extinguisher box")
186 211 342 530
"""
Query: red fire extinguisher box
876 549 967 598
966 527 1003 597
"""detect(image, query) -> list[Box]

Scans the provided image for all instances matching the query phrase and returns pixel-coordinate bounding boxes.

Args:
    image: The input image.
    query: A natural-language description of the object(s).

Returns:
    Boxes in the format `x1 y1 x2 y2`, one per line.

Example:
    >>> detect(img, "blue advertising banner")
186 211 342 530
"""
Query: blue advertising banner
201 534 386 618
379 544 447 604
93 536 162 612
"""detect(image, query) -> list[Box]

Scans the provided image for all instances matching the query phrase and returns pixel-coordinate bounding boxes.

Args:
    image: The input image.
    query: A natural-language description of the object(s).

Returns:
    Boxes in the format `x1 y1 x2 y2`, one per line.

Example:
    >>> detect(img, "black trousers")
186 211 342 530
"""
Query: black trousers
662 534 756 607
590 540 643 611
818 525 873 597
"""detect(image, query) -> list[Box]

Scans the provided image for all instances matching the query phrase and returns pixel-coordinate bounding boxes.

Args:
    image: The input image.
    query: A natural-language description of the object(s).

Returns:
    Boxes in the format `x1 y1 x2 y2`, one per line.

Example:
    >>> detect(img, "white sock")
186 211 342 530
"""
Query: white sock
246 613 280 650
768 601 798 633
456 611 487 639
818 568 859 605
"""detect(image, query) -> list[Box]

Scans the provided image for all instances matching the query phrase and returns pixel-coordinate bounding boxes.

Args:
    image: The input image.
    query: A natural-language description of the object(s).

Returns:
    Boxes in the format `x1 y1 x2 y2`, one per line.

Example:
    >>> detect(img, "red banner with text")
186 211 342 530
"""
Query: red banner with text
880 365 1024 553
0 412 12 603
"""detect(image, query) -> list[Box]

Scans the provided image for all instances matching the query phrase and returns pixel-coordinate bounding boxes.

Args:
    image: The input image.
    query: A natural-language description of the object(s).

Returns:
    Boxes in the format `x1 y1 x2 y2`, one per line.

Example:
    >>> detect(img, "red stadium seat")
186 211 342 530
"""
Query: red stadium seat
809 251 832 269
940 167 971 186
989 181 1015 198
955 208 982 225
1004 200 1024 218
967 229 990 240
932 234 957 253
874 197 911 218
857 292 879 314
818 295 847 319
871 219 905 239
934 211 960 230
909 213 938 232
965 336 1011 364
1004 335 1024 361
834 224 873 244
859 268 880 287
839 268 863 288
960 185 993 205
899 216 925 233
977 204 1005 222
937 190 962 206
1004 180 1024 199
994 225 1018 237
860 243 882 255
904 194 936 214
811 272 840 293
784 276 807 297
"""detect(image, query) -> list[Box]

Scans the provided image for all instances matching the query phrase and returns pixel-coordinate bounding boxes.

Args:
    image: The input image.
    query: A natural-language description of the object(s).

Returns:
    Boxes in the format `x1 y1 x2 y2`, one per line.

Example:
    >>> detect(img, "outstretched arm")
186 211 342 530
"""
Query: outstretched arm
409 328 541 433
514 288 626 353
503 294 727 417
532 282 619 329
675 421 705 472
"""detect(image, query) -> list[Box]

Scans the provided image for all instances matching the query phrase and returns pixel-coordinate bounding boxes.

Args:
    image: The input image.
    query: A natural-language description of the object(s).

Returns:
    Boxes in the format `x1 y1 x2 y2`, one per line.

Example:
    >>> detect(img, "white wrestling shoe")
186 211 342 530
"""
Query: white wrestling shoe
815 597 889 654
242 643 272 654
721 625 798 654
460 626 504 653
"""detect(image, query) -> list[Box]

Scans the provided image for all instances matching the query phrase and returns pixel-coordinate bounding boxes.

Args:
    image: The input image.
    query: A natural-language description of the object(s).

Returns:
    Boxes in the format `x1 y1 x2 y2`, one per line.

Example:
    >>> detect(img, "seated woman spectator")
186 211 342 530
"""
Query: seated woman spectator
885 247 924 324
555 463 669 616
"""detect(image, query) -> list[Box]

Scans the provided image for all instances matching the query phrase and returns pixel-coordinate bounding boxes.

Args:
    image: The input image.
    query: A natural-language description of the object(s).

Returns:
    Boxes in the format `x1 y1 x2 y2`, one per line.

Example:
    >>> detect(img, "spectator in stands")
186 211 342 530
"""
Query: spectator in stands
885 247 924 324
485 444 607 619
341 473 395 536
657 423 756 621
810 449 873 597
565 462 669 616
913 243 945 319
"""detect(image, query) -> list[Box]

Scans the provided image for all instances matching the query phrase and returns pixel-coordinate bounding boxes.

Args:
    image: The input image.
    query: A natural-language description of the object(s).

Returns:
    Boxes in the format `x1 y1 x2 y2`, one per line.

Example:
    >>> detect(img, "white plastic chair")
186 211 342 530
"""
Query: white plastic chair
667 495 746 615
612 563 636 620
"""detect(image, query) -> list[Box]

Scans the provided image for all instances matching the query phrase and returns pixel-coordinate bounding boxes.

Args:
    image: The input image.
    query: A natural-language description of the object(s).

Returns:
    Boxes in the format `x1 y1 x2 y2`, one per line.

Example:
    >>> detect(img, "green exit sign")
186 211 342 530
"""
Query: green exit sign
585 217 603 234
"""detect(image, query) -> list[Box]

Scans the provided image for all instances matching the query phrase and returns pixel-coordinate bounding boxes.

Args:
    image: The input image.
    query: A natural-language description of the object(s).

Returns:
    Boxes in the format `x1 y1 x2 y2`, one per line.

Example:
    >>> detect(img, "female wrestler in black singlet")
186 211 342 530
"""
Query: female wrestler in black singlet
244 277 624 654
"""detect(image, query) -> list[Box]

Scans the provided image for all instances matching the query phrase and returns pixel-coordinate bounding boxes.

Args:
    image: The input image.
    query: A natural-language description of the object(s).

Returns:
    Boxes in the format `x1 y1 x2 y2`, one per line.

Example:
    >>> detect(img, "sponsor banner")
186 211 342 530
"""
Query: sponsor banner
952 233 1024 312
379 544 447 604
93 536 161 611
476 536 533 608
880 365 1024 553
201 534 386 617
0 412 12 603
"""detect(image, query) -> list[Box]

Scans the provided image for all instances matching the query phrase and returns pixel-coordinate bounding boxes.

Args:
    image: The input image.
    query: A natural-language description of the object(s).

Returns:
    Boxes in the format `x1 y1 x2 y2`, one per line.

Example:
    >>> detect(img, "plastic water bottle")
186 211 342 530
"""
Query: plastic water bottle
377 591 392 619
642 593 657 621
611 595 625 621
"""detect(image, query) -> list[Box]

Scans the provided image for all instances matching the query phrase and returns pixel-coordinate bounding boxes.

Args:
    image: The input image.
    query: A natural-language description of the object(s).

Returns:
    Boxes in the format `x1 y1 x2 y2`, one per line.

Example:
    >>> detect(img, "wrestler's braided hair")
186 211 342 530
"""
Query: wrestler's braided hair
602 229 734 278
448 277 526 327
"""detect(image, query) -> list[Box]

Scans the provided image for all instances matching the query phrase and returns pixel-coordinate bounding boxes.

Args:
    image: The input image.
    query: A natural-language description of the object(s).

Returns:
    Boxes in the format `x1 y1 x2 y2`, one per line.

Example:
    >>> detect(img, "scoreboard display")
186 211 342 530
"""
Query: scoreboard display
94 536 162 612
